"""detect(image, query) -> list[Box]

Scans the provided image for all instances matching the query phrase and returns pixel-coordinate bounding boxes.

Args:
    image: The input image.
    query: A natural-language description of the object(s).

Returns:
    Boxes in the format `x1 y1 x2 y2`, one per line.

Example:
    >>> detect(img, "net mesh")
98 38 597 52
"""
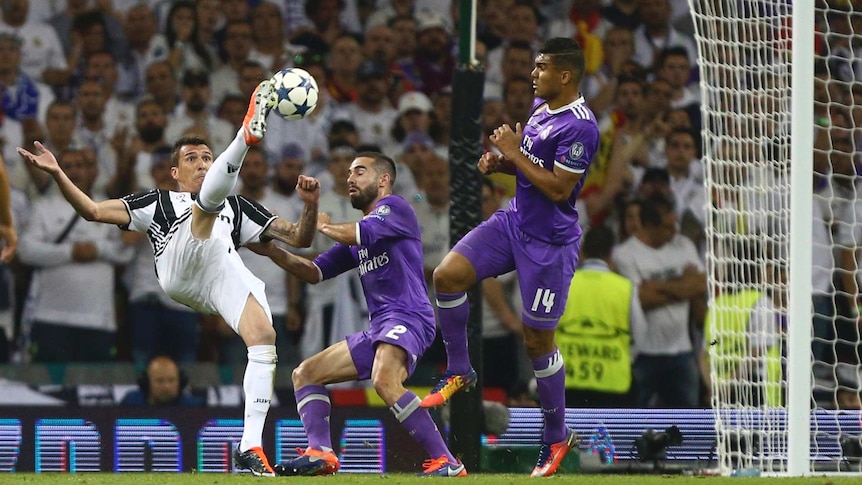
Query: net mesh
691 0 862 474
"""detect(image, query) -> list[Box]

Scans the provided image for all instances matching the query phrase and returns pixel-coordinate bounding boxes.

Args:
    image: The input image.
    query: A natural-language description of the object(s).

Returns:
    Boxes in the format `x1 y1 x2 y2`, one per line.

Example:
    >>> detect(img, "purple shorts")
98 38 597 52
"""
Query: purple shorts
345 315 434 380
452 209 579 330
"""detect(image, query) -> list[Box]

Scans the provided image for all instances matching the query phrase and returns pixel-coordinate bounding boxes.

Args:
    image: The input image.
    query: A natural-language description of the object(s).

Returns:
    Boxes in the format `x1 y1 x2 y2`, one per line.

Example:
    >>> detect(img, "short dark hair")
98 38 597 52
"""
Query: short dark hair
538 37 585 80
170 135 211 167
582 225 616 260
656 46 690 68
355 151 397 184
639 195 674 227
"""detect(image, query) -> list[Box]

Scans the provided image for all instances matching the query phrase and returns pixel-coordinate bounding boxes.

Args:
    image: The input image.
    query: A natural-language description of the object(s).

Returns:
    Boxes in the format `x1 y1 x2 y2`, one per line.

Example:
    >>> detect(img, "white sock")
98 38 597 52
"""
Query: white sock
197 130 249 212
240 344 276 451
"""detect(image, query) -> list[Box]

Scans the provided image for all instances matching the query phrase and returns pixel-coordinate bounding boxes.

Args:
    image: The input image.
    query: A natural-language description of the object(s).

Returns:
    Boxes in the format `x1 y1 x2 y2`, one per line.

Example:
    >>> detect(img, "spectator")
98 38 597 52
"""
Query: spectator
326 33 364 104
0 0 70 88
120 4 158 100
389 91 445 157
411 154 449 287
120 355 204 406
83 51 135 135
363 22 413 106
558 225 646 408
388 14 418 63
23 100 78 194
74 80 121 196
397 9 454 97
211 21 254 111
601 0 642 31
612 195 705 407
632 0 697 71
664 129 705 250
503 76 534 126
0 32 54 123
18 148 133 362
343 60 398 150
165 70 235 152
582 27 636 118
144 61 180 119
247 1 290 74
146 0 212 76
485 1 541 88
217 93 247 129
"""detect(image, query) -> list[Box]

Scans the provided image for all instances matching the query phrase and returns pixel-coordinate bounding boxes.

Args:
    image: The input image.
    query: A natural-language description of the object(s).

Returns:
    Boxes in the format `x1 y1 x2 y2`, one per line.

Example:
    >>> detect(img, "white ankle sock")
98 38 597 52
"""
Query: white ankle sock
239 344 277 451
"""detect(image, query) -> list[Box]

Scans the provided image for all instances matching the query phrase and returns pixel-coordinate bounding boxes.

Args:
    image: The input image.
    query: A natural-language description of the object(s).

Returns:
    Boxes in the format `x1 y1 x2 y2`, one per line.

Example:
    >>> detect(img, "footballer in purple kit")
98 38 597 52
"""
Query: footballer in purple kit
249 152 466 477
421 37 600 477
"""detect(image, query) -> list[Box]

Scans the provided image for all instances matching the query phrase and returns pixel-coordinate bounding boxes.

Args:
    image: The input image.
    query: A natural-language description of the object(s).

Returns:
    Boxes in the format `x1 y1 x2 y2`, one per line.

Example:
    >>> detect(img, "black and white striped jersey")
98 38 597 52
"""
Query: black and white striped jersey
119 189 276 260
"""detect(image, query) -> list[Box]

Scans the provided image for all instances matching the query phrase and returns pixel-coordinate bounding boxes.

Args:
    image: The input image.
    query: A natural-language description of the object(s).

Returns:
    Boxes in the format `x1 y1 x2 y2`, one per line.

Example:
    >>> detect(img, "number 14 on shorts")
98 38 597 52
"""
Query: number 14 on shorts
530 288 556 314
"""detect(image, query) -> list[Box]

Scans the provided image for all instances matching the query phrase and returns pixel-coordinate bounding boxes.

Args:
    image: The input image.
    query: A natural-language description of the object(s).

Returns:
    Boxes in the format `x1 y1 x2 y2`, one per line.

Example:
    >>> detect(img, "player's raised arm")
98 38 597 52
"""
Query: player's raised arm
17 142 131 226
261 175 319 248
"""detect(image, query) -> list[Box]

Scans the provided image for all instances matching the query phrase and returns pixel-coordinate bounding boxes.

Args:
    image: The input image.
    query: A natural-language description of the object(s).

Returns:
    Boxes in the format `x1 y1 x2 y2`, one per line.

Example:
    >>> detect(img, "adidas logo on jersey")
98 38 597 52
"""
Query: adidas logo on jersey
227 164 240 174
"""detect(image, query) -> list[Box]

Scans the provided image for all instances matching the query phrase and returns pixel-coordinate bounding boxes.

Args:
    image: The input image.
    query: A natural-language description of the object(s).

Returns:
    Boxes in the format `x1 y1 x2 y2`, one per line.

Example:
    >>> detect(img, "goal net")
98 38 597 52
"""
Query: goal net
691 0 862 475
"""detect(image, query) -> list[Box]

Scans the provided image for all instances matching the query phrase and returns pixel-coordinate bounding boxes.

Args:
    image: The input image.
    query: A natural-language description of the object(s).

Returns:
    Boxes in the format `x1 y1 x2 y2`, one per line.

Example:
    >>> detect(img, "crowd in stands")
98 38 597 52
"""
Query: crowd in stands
0 0 859 411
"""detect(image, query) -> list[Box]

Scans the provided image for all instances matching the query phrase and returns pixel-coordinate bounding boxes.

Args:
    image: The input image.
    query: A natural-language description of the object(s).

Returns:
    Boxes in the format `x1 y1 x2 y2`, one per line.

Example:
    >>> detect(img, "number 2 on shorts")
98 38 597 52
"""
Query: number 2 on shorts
385 325 408 340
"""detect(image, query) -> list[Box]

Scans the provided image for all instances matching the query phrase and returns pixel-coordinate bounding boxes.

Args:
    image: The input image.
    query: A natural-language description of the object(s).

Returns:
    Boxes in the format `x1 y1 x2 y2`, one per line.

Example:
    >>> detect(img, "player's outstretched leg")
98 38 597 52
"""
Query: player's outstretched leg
233 444 275 477
531 428 578 477
243 79 277 145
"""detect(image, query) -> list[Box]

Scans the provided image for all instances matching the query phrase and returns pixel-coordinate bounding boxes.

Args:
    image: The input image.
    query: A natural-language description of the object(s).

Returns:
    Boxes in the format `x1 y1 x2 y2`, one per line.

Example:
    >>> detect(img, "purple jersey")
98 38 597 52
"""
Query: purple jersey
512 96 599 244
313 195 436 328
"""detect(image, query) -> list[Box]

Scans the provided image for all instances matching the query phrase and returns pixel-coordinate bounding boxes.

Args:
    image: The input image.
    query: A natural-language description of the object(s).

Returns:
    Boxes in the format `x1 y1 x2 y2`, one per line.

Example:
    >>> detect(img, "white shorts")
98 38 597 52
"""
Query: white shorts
155 218 272 333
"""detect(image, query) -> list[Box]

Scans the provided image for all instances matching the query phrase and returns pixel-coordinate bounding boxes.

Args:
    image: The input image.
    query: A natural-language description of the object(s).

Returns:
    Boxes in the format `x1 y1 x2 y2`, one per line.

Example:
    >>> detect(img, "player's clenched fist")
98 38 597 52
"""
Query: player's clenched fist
477 152 502 175
296 175 321 203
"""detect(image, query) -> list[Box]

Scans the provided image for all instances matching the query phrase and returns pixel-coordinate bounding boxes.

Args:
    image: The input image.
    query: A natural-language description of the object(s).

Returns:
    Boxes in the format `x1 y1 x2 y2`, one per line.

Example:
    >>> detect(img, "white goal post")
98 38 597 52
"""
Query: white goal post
690 0 862 476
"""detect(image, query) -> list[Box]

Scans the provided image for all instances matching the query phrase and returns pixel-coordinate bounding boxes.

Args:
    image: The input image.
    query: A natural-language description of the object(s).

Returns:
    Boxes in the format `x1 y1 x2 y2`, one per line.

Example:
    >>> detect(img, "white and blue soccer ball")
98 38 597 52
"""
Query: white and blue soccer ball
272 68 319 121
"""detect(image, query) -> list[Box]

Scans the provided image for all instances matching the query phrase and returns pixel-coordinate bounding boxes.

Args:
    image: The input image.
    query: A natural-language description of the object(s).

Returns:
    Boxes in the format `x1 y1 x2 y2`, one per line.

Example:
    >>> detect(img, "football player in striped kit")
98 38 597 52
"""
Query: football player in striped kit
18 79 318 476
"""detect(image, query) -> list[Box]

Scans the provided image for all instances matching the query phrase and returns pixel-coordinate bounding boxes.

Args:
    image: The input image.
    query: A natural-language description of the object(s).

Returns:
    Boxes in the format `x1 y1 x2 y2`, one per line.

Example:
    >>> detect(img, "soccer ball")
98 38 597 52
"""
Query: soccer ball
272 68 319 120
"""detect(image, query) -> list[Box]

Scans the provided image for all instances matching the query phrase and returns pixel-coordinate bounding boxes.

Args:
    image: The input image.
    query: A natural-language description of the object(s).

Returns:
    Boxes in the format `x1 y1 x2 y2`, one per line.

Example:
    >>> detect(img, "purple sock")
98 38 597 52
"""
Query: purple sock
391 391 456 462
436 291 471 374
295 385 332 451
532 349 567 444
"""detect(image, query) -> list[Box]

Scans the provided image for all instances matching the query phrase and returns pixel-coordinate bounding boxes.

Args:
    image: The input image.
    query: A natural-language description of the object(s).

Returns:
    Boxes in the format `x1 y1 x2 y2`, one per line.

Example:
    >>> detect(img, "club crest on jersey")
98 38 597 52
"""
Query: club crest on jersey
540 125 553 140
569 142 585 160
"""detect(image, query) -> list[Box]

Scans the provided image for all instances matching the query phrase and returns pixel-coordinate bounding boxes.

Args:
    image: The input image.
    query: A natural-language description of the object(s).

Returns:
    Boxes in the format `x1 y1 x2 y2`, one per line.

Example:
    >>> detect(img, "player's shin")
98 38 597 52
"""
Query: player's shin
532 348 567 444
435 291 471 374
240 344 276 451
391 391 456 463
295 385 334 451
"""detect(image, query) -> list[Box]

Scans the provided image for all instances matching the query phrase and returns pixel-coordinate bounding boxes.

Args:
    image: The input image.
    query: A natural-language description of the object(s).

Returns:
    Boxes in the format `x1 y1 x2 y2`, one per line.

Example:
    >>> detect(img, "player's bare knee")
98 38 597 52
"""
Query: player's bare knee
292 363 310 387
371 373 401 404
433 264 467 293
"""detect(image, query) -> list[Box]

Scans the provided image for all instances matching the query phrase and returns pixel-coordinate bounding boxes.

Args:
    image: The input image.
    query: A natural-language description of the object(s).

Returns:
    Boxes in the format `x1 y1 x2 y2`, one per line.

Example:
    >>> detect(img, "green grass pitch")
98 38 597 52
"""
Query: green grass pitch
0 475 860 484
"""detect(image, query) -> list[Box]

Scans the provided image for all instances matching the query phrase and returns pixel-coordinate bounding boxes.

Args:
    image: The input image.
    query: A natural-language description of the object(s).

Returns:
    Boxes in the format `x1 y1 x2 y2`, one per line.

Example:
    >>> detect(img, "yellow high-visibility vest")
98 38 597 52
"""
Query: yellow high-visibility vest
556 268 633 393
705 290 784 406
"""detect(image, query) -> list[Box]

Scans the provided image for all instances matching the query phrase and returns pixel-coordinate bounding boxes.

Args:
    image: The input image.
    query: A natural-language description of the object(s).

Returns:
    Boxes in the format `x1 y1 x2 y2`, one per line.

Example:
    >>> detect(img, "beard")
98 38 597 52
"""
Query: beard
350 183 378 210
138 124 164 144
275 177 297 196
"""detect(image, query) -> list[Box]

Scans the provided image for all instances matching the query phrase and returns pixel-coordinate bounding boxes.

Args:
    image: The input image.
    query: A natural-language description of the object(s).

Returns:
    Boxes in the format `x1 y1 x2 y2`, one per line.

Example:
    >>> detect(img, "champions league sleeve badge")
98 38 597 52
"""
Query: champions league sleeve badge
569 142 585 160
